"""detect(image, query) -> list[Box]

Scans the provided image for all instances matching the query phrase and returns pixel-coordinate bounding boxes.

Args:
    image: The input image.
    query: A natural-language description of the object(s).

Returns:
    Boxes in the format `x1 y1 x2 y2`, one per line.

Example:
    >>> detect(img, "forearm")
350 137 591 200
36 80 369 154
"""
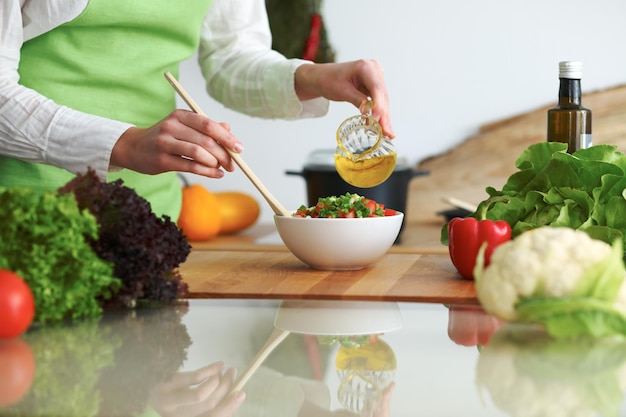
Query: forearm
293 62 323 101
198 0 329 120
0 81 131 180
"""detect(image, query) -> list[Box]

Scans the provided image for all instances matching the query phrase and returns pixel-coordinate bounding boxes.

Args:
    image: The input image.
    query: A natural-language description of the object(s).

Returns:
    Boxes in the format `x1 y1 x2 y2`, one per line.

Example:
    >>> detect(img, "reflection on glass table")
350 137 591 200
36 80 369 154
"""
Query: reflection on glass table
4 300 626 417
233 299 403 417
476 321 626 417
448 304 626 417
0 304 242 417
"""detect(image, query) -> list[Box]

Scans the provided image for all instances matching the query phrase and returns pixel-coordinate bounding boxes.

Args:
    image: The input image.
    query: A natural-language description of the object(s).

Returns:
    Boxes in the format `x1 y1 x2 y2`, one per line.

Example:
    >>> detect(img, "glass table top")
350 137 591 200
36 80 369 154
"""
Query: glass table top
2 299 626 417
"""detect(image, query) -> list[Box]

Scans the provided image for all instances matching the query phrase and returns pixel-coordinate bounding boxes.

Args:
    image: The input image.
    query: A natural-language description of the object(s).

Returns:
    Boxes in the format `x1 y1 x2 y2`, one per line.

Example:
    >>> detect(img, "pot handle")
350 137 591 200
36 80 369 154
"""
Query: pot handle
411 169 430 179
285 170 305 177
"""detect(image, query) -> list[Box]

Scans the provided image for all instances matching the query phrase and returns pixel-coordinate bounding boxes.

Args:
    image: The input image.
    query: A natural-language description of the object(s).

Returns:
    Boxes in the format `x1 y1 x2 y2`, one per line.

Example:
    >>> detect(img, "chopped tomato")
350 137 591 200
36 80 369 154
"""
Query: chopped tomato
364 199 377 216
339 209 357 218
293 193 397 218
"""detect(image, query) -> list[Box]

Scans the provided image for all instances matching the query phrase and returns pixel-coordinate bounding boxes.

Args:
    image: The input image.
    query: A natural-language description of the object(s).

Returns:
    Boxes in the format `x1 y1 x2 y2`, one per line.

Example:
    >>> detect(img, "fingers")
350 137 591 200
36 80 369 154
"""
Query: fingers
205 390 246 417
159 153 226 179
164 361 226 388
195 366 238 407
175 367 244 417
166 110 242 172
176 110 243 153
295 60 395 139
354 60 395 139
112 111 245 179
150 364 245 417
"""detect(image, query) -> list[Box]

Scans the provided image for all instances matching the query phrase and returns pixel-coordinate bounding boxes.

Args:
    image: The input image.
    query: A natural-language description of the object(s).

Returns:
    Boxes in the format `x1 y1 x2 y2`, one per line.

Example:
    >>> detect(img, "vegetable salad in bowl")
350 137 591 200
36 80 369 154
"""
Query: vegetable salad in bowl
293 193 397 218
275 193 402 270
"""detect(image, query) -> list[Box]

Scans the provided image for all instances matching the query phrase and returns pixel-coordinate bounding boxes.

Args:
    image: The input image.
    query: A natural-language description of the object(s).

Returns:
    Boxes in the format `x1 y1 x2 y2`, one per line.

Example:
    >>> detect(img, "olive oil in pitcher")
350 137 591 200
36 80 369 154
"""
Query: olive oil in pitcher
547 61 592 153
335 104 396 188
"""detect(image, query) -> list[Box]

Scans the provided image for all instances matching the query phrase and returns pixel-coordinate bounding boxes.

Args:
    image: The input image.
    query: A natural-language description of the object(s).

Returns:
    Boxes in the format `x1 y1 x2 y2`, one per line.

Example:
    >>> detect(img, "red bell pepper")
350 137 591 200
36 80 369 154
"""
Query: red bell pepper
447 304 503 347
447 217 511 280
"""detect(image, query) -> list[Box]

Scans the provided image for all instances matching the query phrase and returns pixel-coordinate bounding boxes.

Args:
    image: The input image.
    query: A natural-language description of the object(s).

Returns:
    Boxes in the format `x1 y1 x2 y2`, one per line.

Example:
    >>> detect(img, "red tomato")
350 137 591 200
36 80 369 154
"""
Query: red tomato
364 199 378 216
0 338 36 407
339 209 357 218
0 270 35 339
383 208 397 216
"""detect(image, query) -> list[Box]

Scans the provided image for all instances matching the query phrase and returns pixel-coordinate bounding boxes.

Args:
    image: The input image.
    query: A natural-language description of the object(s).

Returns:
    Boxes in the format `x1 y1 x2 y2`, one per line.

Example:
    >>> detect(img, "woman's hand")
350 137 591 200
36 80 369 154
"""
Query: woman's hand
294 60 394 139
111 110 244 178
149 362 245 417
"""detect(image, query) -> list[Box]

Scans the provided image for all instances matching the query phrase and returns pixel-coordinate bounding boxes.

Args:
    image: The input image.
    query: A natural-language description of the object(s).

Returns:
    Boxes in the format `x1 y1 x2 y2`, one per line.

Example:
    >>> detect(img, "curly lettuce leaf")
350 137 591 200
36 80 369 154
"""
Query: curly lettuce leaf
59 169 190 308
0 187 119 324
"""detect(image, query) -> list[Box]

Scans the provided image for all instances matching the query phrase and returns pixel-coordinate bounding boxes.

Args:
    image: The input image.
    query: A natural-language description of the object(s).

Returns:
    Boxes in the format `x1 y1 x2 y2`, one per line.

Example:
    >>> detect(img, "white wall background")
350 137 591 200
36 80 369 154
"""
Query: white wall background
179 0 626 224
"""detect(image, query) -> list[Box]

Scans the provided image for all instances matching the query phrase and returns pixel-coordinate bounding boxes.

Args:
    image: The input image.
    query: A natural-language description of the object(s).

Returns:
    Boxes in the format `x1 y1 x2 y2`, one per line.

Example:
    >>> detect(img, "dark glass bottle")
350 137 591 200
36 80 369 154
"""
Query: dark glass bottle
547 61 592 153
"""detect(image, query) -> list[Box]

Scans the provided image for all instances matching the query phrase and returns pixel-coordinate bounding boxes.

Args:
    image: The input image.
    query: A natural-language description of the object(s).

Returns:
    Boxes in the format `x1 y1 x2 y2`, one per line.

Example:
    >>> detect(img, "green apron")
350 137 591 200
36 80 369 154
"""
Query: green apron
6 0 212 219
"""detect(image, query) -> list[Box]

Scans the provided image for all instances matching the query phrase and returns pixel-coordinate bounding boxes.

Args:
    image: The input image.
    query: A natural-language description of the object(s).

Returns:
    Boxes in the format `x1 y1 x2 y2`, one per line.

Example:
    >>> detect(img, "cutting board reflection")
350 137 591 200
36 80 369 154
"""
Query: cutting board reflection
180 251 477 304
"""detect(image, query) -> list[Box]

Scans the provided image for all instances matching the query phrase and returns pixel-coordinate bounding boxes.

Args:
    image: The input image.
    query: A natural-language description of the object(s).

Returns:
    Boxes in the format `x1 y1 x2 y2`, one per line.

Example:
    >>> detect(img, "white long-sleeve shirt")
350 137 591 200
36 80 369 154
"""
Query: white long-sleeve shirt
0 0 328 180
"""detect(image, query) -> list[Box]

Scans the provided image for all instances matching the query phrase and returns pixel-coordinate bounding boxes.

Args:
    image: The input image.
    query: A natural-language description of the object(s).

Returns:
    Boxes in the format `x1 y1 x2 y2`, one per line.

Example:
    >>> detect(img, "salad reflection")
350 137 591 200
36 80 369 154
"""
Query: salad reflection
476 324 626 417
237 333 396 417
236 300 401 417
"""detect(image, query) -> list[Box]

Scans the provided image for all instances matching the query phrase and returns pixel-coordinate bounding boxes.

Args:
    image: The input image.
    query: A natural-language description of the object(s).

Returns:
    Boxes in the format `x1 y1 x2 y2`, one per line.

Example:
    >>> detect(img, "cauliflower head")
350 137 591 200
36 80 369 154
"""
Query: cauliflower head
476 324 626 417
474 227 626 339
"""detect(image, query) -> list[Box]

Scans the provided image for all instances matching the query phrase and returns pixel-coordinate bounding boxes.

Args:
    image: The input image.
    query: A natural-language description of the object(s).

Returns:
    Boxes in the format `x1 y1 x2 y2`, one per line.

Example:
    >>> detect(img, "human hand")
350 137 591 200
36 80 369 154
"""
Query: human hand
111 110 244 179
148 362 245 417
294 60 394 138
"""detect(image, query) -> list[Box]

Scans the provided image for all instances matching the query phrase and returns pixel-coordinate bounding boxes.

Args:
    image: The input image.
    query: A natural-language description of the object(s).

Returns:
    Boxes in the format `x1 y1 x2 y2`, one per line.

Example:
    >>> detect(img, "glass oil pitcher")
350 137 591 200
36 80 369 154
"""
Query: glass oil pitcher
335 101 396 188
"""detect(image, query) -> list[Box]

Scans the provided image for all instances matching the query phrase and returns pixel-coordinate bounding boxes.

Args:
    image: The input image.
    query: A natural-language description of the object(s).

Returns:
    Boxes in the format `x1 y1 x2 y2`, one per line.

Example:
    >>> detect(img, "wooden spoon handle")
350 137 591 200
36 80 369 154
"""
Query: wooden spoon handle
164 72 291 217
231 328 290 393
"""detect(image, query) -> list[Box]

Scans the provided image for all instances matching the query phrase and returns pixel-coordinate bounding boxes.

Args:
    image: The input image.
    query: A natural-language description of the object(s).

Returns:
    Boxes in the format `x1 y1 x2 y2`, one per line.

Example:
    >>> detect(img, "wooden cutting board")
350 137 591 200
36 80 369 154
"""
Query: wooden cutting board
180 250 478 304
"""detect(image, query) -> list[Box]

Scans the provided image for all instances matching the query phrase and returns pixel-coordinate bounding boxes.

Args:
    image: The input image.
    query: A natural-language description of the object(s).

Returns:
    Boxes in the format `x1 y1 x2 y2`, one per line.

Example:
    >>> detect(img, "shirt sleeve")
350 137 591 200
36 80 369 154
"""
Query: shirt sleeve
197 0 329 120
0 0 132 181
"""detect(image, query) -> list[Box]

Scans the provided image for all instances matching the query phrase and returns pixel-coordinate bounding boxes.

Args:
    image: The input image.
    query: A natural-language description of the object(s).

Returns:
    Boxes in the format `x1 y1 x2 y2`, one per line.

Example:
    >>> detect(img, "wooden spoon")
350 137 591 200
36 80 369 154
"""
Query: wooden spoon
231 328 290 393
164 72 291 217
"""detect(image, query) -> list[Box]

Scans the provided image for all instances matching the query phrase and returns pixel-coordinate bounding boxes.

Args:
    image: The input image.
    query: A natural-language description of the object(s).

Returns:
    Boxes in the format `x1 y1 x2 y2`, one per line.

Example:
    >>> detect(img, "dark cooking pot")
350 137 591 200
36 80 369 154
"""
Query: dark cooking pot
286 150 429 241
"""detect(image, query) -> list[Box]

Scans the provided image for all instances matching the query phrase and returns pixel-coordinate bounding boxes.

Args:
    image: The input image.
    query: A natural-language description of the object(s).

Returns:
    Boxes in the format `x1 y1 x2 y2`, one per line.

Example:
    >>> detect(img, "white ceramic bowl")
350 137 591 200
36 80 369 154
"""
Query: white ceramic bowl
274 300 404 335
274 211 404 270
